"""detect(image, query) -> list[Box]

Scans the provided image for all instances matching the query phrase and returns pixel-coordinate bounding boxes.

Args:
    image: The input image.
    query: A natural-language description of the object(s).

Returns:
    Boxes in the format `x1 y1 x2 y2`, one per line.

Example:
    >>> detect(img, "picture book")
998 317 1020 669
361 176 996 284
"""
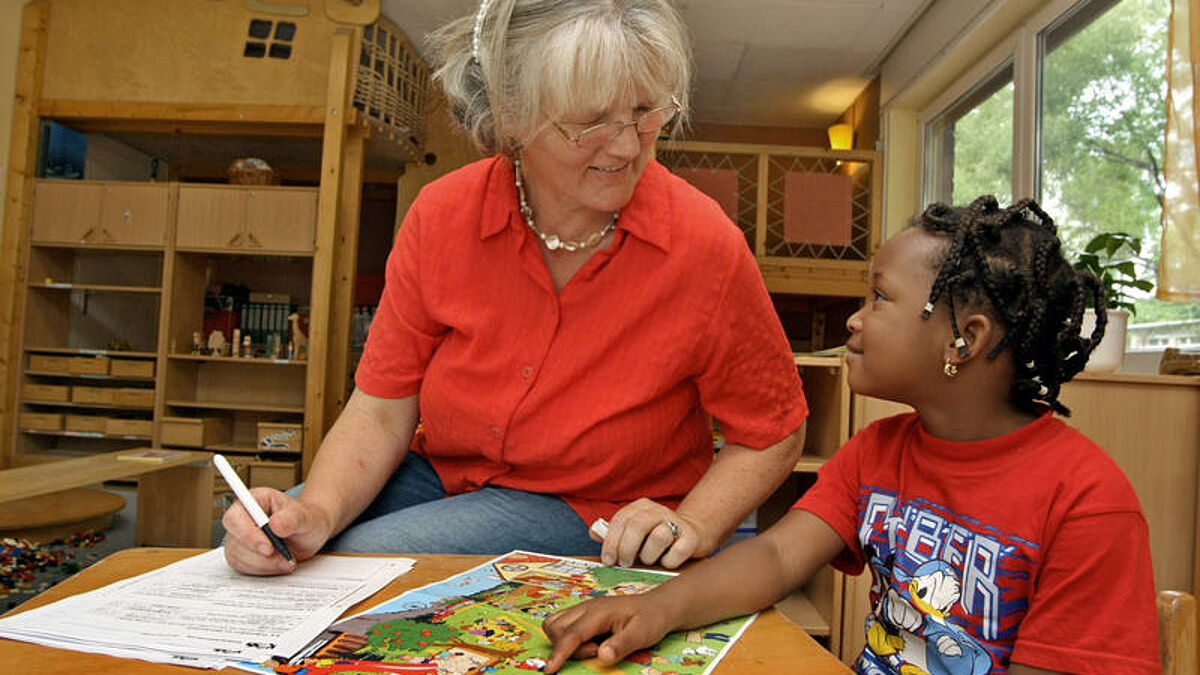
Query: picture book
234 550 755 675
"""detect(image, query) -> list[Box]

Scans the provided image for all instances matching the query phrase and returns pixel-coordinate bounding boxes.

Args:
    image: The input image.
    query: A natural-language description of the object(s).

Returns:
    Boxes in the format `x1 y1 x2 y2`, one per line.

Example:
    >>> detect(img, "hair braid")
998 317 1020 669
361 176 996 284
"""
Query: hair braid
913 196 1107 416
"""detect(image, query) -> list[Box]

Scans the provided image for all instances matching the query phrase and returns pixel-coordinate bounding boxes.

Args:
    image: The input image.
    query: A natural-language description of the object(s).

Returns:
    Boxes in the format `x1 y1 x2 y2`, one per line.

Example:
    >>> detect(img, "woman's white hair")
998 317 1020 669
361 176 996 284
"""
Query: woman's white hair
429 0 692 156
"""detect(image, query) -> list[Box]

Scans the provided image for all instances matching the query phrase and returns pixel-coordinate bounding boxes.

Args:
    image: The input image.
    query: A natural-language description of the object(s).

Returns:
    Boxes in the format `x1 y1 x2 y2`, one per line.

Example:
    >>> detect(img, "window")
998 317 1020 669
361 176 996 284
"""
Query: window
919 0 1176 331
923 65 1014 207
1039 0 1166 286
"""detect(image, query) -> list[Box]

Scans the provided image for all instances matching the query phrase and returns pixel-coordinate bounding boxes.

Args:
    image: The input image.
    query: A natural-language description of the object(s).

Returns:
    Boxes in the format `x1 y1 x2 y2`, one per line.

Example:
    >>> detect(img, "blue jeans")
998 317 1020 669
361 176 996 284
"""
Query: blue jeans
290 453 603 556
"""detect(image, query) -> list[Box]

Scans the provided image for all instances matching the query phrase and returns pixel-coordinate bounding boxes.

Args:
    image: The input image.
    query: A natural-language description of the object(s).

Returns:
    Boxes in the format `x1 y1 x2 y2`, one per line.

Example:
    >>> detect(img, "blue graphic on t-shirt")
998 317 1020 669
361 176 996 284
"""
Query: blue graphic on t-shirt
853 489 1039 674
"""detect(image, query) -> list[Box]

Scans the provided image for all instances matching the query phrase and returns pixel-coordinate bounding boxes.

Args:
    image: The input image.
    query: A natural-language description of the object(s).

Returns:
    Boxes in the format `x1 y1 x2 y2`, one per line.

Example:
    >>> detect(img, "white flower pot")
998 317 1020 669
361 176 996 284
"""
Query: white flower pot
1081 308 1128 372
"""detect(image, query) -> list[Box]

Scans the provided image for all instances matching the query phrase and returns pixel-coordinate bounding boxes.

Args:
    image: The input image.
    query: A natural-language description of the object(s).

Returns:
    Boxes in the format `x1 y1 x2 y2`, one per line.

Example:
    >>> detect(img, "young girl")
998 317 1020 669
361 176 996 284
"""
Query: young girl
543 197 1160 674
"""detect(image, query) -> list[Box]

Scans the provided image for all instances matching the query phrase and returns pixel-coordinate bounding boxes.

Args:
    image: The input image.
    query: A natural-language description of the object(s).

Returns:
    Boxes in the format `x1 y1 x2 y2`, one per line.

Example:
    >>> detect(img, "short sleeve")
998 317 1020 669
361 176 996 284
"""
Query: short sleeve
1009 509 1159 673
793 428 870 575
692 241 807 449
354 198 447 398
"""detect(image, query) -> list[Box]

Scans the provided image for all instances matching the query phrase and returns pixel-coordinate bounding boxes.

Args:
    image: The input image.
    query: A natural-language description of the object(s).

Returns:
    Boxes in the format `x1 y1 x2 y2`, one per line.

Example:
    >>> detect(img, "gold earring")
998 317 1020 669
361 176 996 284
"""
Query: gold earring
943 359 959 378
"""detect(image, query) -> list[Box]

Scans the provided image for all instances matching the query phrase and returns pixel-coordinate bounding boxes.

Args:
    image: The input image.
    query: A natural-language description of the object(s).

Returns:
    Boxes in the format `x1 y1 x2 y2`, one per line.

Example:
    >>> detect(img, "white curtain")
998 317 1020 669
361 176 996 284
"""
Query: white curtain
1161 0 1200 300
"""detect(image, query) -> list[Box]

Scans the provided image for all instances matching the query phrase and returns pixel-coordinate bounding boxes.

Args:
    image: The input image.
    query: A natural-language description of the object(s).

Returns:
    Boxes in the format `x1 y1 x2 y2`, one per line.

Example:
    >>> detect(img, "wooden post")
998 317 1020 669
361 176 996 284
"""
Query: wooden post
304 29 355 476
325 123 365 433
0 1 50 469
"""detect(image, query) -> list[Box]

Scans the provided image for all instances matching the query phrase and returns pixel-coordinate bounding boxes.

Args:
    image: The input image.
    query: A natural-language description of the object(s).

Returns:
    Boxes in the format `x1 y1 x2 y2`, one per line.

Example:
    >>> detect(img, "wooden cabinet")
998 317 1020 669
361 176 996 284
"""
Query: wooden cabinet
31 181 168 247
176 185 317 253
13 179 318 486
16 224 164 457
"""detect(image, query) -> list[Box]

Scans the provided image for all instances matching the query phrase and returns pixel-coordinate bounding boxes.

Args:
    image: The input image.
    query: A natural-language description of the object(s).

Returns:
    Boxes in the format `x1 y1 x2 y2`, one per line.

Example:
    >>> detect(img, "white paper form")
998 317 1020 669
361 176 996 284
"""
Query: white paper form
0 548 415 669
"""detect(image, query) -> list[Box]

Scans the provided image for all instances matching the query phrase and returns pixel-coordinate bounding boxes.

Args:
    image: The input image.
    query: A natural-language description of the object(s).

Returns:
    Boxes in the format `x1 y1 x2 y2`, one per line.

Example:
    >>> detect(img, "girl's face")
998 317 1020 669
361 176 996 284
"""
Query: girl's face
517 91 668 219
844 229 952 404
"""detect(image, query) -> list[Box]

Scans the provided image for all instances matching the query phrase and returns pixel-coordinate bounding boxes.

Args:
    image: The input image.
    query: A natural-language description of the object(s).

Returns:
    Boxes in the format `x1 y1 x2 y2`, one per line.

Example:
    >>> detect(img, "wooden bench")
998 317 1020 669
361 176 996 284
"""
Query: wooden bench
0 449 214 547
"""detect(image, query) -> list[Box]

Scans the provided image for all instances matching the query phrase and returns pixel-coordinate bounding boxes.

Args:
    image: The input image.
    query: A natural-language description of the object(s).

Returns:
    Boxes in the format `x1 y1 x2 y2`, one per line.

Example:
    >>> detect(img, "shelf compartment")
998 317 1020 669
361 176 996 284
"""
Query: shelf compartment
793 354 850 462
164 357 306 411
21 400 154 412
24 286 161 353
29 245 164 288
21 429 152 441
24 347 157 359
165 400 304 414
167 252 312 358
167 353 307 366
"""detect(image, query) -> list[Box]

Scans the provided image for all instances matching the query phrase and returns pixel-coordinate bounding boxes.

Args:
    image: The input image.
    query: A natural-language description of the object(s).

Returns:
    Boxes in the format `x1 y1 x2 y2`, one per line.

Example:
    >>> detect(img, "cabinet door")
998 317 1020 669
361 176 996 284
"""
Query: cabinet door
98 184 169 246
176 186 246 250
244 189 317 253
30 181 103 244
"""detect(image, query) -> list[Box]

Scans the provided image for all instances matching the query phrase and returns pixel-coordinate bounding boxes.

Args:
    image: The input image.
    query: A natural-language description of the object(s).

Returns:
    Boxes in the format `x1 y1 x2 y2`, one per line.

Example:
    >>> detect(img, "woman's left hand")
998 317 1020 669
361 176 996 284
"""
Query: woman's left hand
598 498 711 569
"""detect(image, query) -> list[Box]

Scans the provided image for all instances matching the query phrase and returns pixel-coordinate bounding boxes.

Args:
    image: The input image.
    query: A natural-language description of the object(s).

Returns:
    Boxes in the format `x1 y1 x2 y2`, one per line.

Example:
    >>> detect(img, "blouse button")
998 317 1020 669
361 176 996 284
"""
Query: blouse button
521 365 534 379
491 426 501 439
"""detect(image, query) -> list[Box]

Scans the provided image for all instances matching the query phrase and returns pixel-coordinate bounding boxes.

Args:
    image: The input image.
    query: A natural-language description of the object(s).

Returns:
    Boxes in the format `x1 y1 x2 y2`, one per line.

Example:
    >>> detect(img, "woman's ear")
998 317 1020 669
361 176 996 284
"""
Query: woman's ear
945 312 998 364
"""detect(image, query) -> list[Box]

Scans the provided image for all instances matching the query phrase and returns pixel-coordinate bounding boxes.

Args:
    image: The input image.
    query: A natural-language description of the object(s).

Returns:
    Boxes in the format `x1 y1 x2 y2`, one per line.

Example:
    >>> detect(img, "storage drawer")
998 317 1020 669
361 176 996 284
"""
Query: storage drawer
161 416 232 448
109 359 155 378
72 386 116 405
28 354 70 373
248 460 300 491
68 356 110 375
105 418 153 437
114 388 155 408
257 422 302 453
22 383 70 403
65 414 108 433
20 412 63 431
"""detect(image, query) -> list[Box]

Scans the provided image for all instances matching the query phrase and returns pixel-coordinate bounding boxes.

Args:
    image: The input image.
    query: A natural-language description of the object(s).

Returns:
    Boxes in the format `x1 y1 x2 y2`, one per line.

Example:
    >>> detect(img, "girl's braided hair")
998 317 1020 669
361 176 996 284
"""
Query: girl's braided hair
915 195 1107 416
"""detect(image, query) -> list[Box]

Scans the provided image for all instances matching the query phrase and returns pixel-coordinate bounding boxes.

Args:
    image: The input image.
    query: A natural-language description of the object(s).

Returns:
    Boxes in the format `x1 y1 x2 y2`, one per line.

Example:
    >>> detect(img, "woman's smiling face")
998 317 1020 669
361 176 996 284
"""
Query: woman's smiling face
517 91 669 218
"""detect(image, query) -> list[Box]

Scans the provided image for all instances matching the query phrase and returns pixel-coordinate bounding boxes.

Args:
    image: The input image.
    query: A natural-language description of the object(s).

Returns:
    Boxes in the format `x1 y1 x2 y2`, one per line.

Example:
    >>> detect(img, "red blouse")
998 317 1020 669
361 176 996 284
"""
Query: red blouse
356 156 808 525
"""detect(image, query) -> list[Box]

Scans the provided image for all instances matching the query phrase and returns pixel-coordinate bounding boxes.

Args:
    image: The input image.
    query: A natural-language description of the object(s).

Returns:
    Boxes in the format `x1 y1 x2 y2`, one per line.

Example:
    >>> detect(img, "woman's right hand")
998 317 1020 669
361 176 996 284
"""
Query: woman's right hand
221 487 334 575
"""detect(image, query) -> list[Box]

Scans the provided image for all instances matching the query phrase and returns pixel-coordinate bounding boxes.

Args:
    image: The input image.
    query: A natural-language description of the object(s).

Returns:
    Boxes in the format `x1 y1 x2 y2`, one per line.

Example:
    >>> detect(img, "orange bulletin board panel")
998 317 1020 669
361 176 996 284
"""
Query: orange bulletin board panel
671 167 739 220
784 172 852 246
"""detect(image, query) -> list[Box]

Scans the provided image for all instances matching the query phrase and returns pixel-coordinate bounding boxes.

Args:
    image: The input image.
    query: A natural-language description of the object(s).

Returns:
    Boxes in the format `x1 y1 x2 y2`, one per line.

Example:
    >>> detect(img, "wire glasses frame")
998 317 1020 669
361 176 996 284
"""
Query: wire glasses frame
552 96 682 149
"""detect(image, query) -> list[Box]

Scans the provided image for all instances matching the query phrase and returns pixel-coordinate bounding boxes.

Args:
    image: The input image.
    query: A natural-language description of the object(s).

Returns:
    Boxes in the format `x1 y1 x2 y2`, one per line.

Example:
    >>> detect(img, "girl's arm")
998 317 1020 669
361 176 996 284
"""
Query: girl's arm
544 508 846 672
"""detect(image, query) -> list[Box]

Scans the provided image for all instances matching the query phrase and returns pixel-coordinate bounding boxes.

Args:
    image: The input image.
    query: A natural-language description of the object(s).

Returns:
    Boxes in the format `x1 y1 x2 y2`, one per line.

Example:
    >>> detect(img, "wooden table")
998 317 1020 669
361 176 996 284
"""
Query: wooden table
2 548 853 674
0 449 213 546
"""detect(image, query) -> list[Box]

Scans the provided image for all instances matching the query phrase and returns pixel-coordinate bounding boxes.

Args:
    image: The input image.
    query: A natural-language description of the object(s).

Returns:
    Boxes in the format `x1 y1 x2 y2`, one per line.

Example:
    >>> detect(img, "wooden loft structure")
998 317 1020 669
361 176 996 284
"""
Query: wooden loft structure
0 0 432 472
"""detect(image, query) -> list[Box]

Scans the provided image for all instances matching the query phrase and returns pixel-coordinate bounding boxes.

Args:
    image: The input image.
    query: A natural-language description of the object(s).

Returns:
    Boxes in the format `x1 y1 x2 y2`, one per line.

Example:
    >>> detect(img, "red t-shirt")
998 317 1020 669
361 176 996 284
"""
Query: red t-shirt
796 412 1159 674
356 156 808 525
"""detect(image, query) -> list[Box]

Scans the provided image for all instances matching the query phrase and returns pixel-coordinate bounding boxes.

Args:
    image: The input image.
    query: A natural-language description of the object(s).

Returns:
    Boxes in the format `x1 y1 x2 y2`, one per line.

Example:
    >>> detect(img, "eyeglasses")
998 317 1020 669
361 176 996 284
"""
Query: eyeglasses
552 97 681 149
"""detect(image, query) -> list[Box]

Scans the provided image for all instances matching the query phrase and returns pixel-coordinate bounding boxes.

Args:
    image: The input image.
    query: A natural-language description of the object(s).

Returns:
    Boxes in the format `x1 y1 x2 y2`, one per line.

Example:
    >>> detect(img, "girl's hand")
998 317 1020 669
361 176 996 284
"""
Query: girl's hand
542 593 676 673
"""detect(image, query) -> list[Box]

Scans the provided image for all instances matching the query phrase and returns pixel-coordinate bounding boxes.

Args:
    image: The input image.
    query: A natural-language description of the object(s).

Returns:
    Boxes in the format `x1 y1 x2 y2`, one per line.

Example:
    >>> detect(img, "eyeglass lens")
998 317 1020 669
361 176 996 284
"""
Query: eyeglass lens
576 104 677 147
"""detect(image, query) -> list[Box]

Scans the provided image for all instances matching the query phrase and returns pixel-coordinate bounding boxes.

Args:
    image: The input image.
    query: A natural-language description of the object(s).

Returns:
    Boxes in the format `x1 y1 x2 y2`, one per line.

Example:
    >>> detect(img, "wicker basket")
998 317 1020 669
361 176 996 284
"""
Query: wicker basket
227 167 280 185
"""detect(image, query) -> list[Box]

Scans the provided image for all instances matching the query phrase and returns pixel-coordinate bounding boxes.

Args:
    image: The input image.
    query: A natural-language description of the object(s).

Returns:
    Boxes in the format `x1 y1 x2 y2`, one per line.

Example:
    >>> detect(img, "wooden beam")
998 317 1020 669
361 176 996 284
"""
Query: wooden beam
325 125 365 432
39 100 327 127
0 1 50 469
303 29 355 476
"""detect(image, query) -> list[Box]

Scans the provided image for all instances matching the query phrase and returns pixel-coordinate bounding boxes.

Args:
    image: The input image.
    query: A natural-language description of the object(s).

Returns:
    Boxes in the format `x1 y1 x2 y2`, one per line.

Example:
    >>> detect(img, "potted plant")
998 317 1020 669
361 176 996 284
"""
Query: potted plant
1072 232 1155 371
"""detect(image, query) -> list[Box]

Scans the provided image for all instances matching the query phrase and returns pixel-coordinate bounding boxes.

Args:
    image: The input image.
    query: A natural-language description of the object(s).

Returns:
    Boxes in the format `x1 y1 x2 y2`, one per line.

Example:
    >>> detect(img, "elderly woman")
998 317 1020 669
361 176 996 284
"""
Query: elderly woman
222 0 808 576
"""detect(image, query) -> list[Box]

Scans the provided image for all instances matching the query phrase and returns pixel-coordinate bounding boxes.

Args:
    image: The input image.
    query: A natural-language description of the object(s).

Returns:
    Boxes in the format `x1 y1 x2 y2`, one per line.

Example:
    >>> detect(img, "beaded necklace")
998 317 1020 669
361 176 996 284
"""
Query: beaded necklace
513 157 618 252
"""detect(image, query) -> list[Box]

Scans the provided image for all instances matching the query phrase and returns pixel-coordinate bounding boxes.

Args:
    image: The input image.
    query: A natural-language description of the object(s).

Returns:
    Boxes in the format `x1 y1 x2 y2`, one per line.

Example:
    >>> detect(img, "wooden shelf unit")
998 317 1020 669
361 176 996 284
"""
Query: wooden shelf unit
1 0 436 485
11 179 318 488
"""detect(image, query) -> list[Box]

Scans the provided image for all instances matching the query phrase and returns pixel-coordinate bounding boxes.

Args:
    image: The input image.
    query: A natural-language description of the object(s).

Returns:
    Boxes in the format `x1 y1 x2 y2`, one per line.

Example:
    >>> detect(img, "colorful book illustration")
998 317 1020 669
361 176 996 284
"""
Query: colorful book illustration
236 550 755 675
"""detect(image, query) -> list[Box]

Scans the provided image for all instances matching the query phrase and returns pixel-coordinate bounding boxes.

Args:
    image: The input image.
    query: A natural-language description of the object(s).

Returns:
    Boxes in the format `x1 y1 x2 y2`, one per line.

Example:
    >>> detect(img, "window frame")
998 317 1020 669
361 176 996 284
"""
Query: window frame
914 0 1128 211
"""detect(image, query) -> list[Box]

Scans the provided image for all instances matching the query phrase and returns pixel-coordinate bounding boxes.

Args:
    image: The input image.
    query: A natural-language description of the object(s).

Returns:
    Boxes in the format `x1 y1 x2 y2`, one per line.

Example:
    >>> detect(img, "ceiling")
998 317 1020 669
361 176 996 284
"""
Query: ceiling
380 0 933 129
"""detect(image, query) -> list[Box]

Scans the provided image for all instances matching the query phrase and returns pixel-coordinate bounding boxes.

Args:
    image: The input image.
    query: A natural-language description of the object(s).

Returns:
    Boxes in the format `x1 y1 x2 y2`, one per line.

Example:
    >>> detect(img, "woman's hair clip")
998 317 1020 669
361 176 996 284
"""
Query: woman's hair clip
472 0 495 63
